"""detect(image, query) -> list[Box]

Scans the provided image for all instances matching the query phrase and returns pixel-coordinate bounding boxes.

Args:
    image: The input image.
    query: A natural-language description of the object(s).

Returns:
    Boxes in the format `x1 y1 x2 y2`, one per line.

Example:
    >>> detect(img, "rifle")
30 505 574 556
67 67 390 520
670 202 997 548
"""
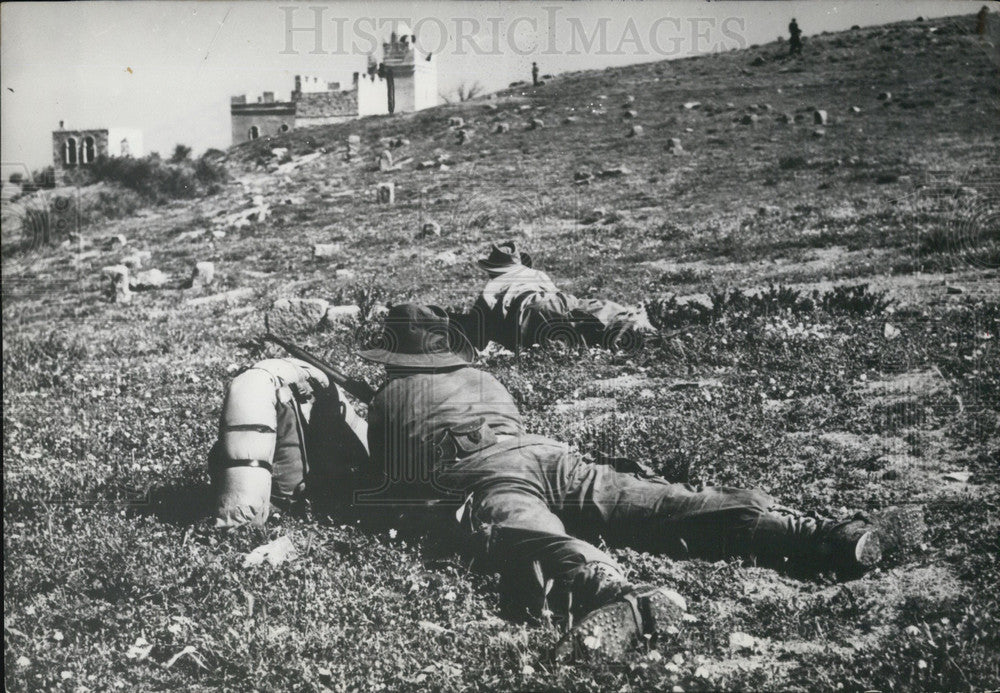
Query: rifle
262 334 376 404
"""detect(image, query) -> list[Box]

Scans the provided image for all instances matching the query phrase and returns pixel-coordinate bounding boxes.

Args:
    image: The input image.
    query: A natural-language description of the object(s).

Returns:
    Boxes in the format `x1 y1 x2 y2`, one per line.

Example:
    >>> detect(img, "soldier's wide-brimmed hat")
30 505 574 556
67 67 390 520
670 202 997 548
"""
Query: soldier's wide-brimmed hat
477 241 533 272
358 303 475 369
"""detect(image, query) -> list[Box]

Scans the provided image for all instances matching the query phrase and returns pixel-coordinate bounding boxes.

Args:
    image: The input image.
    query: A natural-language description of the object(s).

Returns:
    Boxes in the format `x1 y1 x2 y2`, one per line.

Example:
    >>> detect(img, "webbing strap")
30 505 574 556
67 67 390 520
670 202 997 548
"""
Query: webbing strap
210 458 274 473
222 424 277 434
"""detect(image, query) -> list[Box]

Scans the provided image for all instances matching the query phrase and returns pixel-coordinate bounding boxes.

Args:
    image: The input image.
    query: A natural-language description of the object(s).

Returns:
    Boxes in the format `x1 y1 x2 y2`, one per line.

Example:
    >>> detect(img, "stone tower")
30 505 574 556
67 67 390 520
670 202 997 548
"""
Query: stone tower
379 23 437 114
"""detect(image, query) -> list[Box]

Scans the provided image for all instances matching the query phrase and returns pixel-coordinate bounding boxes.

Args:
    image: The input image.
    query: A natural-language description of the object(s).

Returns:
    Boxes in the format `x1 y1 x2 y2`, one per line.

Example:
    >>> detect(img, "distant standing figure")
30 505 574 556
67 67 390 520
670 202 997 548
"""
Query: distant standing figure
532 62 540 86
789 18 803 56
977 6 989 35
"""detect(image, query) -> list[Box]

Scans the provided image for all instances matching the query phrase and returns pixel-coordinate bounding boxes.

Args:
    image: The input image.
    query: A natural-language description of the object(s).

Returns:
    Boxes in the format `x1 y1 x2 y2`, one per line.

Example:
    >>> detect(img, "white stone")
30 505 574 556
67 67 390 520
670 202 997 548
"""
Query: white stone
266 297 330 334
132 269 169 290
190 261 215 288
323 304 361 325
313 243 342 259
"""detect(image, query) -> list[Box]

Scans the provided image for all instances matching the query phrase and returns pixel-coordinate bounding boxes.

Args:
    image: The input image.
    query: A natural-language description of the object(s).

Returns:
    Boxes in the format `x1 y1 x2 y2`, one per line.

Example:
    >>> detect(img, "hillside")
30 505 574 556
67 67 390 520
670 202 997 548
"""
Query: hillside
4 13 999 692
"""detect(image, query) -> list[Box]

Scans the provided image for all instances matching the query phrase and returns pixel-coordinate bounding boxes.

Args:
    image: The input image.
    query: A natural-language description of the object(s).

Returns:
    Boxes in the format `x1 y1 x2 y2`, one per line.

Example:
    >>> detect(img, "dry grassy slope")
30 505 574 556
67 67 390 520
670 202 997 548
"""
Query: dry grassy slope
3 12 999 693
217 12 998 305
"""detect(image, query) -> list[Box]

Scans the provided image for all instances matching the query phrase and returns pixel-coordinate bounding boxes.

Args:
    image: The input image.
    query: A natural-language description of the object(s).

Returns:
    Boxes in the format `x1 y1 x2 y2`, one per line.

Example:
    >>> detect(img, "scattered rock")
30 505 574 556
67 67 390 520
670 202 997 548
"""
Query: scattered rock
562 116 578 125
102 265 131 304
729 631 762 653
346 134 361 161
946 284 965 295
275 151 322 175
378 150 393 172
943 470 972 483
574 171 594 184
812 128 827 138
884 322 901 340
376 182 395 204
189 261 215 289
666 138 683 153
527 118 545 130
622 109 638 119
813 109 829 125
434 250 459 266
323 304 361 326
582 208 607 224
243 535 297 568
683 101 701 110
186 287 254 307
266 297 330 334
418 221 442 237
457 128 474 145
417 160 438 170
741 113 759 125
622 94 635 105
848 106 862 115
494 122 510 134
757 204 780 215
628 125 644 138
177 229 206 242
121 251 151 270
448 117 465 128
878 91 892 102
105 234 128 250
779 112 795 124
599 166 631 178
131 269 169 290
313 243 342 259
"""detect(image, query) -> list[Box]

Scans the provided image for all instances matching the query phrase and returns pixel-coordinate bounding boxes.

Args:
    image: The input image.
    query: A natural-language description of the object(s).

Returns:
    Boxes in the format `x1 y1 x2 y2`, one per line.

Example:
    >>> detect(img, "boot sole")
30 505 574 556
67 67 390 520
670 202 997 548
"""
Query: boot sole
855 530 882 567
554 587 686 662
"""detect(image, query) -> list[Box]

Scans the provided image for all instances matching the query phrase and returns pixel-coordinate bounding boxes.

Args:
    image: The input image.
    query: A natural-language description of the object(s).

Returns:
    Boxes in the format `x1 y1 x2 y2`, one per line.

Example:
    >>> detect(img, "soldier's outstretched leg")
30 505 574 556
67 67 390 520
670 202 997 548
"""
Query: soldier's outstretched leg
555 455 880 578
467 489 631 616
466 487 688 661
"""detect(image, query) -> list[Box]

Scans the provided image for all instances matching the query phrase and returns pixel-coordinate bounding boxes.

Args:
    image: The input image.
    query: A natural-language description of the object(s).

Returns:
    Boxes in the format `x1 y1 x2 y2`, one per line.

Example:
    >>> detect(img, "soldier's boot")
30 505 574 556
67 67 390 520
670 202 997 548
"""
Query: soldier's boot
753 507 881 579
554 584 687 662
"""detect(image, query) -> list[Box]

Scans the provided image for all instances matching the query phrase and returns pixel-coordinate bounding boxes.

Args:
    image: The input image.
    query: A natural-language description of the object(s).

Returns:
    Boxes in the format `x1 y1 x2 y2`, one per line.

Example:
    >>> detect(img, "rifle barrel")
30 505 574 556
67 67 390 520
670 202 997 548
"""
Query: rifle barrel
262 334 375 403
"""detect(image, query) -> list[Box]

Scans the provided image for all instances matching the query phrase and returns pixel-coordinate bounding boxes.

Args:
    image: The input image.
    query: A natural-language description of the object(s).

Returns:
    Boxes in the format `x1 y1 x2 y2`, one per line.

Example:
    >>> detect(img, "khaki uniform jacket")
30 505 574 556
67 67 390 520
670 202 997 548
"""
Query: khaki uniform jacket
368 367 562 499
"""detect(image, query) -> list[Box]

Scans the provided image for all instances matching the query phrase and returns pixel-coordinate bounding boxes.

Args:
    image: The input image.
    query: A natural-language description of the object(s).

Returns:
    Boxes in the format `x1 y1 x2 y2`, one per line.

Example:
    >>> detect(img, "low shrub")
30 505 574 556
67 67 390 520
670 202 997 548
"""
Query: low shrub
647 284 892 329
88 152 228 202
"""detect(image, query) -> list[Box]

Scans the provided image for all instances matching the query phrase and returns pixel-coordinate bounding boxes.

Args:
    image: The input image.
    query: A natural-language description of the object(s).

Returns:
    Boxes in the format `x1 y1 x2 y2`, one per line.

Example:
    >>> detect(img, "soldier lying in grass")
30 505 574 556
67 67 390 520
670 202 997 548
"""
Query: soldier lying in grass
357 303 882 660
451 241 656 353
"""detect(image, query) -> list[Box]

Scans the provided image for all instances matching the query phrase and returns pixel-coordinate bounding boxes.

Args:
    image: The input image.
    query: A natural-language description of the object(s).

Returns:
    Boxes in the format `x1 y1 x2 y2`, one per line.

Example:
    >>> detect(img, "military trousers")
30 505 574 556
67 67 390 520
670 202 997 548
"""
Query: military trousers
444 436 814 617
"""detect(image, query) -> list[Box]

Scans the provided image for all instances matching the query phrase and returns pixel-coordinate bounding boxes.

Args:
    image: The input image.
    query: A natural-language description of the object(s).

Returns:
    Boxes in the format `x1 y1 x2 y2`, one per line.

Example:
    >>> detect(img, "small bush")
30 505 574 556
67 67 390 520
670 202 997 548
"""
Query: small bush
815 284 893 315
88 152 228 203
646 284 890 329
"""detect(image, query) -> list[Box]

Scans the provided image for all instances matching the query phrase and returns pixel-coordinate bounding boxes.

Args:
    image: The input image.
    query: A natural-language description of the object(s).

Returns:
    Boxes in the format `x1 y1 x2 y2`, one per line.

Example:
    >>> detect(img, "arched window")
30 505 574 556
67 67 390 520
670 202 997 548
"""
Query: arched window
120 138 131 157
81 136 96 164
248 126 260 140
64 137 78 166
280 124 290 133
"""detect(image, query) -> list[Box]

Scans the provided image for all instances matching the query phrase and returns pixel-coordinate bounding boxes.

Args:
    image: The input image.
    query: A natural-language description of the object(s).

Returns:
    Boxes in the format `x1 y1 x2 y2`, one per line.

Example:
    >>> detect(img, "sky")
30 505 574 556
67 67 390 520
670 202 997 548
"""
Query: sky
0 1 988 173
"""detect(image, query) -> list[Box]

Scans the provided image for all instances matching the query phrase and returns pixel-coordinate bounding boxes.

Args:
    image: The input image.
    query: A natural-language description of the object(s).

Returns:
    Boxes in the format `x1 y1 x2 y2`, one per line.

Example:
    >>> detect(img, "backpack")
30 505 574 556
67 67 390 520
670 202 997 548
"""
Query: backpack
209 358 369 527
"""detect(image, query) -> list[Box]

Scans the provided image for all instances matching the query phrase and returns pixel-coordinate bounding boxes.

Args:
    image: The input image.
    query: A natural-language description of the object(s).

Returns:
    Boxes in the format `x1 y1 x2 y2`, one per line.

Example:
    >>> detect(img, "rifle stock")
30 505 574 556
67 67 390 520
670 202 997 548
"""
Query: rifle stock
262 334 376 404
